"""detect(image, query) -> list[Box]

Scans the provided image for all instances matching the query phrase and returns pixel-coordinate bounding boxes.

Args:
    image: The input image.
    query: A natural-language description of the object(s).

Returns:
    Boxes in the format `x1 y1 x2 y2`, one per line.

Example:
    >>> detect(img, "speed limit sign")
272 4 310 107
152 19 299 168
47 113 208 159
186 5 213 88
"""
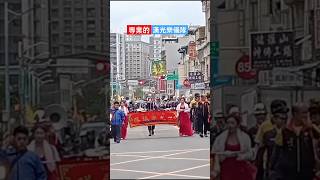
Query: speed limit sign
235 55 256 79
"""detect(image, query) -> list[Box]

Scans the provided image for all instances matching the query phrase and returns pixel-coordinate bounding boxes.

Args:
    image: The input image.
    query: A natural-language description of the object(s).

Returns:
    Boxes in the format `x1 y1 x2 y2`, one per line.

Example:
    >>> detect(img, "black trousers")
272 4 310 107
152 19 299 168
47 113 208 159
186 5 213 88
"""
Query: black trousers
198 116 209 135
148 126 155 132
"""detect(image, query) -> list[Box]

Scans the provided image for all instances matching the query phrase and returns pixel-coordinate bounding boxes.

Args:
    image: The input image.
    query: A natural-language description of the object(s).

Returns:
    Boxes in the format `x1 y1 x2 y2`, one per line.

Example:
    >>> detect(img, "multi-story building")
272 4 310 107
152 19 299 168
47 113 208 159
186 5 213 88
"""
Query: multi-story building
110 33 125 82
0 0 23 106
125 35 151 80
149 36 162 61
213 0 320 119
49 0 108 56
19 0 108 109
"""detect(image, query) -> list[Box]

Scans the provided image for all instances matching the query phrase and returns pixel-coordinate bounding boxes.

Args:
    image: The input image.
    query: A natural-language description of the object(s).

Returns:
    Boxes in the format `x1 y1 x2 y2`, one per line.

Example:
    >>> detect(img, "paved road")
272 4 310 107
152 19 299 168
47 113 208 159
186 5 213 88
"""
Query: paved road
110 125 210 179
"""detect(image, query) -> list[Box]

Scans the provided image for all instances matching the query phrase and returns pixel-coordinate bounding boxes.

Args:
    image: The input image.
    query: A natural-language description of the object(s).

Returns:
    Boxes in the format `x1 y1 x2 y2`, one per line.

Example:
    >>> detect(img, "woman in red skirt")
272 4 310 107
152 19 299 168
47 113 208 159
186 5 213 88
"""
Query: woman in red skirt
120 101 129 140
212 113 256 180
176 97 193 136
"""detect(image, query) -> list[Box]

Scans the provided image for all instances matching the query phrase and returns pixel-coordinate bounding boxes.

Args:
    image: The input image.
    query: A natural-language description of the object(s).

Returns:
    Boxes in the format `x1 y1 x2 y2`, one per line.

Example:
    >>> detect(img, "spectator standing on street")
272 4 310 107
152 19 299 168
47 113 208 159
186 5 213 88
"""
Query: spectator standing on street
146 98 157 136
255 100 288 180
120 101 129 140
248 103 268 143
111 102 125 143
212 113 255 180
176 97 193 137
190 96 198 133
198 95 210 137
5 126 47 180
28 125 60 180
211 110 226 150
271 103 315 180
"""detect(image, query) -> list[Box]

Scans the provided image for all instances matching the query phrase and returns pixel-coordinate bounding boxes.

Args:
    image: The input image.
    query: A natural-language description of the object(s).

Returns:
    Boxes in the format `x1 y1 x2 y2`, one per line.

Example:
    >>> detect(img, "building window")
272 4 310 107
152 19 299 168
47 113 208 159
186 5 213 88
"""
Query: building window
52 0 59 7
63 0 72 6
74 0 82 5
87 8 95 17
87 33 95 41
52 9 59 17
64 7 72 17
64 20 72 30
75 21 83 30
75 45 83 52
64 45 72 54
75 33 83 42
75 8 83 18
52 34 59 43
52 21 59 30
64 32 72 42
87 45 96 51
87 21 95 30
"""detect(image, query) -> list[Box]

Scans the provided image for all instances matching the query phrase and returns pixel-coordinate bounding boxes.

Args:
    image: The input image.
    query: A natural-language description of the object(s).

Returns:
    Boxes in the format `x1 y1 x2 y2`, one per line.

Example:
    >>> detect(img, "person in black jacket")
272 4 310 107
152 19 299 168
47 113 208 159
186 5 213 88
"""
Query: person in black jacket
198 95 210 138
270 103 315 180
146 98 157 136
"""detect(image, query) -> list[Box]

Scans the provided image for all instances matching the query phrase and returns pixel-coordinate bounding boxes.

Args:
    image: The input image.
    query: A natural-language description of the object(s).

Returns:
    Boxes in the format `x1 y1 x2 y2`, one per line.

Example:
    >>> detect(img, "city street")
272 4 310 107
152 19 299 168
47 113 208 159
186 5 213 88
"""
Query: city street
110 125 210 179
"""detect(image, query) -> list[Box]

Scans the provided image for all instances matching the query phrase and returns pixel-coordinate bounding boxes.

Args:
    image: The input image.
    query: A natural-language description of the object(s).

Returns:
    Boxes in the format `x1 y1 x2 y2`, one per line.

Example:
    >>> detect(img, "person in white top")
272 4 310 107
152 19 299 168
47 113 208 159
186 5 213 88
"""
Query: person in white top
120 101 129 139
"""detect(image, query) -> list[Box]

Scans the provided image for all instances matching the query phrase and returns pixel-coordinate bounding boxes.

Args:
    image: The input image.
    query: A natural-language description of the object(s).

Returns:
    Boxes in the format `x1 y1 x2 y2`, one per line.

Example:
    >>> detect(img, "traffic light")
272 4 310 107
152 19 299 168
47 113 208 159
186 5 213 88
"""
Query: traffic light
96 61 108 75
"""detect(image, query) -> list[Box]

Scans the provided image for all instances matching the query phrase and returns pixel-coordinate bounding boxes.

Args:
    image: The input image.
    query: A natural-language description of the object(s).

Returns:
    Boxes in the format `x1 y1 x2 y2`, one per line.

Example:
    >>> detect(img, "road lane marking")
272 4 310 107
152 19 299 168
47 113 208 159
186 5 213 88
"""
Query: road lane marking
111 148 208 155
112 154 209 161
111 149 204 166
111 168 209 179
139 163 210 179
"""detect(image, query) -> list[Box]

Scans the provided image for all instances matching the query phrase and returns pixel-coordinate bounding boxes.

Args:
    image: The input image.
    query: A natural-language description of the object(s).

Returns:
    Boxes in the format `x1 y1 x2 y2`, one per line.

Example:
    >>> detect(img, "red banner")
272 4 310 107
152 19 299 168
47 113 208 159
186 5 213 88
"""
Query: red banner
128 110 177 127
58 158 109 180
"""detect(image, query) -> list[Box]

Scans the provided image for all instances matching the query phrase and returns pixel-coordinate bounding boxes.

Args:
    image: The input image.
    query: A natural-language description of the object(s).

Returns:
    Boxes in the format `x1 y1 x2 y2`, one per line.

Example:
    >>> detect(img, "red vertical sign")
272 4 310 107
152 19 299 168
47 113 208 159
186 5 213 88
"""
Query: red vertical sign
188 41 197 61
158 79 166 92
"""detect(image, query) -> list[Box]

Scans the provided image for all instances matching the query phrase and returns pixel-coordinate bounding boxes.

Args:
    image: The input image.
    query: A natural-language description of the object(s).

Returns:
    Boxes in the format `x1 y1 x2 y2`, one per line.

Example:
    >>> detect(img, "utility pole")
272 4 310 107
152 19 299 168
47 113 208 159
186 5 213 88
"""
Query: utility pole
4 1 10 122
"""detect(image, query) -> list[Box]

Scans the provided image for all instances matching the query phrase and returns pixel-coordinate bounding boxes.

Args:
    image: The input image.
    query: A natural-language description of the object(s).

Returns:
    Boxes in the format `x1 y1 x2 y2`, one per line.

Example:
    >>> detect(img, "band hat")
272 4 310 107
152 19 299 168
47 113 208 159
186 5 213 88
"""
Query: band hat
254 103 267 115
271 100 289 114
214 110 224 118
228 106 240 114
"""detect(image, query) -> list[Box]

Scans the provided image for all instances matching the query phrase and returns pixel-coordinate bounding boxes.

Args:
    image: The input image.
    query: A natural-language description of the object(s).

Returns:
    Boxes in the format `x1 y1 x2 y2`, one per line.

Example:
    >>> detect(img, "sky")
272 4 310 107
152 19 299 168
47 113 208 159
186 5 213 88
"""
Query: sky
110 1 205 35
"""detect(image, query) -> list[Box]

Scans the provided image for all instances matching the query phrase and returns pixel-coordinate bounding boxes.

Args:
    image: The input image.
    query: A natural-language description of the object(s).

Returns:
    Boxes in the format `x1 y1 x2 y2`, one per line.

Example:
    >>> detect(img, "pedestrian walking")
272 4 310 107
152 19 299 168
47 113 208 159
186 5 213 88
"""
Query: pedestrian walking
28 125 60 180
211 110 226 150
212 113 256 180
190 96 198 133
255 100 288 180
193 93 201 134
248 103 268 144
120 101 129 140
271 102 315 180
111 102 125 143
146 98 157 136
198 94 210 137
5 126 47 180
176 97 193 137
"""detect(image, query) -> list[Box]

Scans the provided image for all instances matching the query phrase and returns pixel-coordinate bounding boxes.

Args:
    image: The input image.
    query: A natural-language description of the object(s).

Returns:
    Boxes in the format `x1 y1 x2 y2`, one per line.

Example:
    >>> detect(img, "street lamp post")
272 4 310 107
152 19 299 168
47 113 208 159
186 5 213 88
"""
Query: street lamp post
4 1 43 122
4 2 9 121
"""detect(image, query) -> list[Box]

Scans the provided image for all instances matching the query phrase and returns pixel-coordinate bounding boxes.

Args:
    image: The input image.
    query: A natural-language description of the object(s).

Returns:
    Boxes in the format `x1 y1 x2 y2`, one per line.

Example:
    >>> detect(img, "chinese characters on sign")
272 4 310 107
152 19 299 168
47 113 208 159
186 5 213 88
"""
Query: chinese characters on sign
127 25 189 35
127 25 152 35
250 31 294 70
152 25 188 35
188 41 197 61
189 72 204 84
